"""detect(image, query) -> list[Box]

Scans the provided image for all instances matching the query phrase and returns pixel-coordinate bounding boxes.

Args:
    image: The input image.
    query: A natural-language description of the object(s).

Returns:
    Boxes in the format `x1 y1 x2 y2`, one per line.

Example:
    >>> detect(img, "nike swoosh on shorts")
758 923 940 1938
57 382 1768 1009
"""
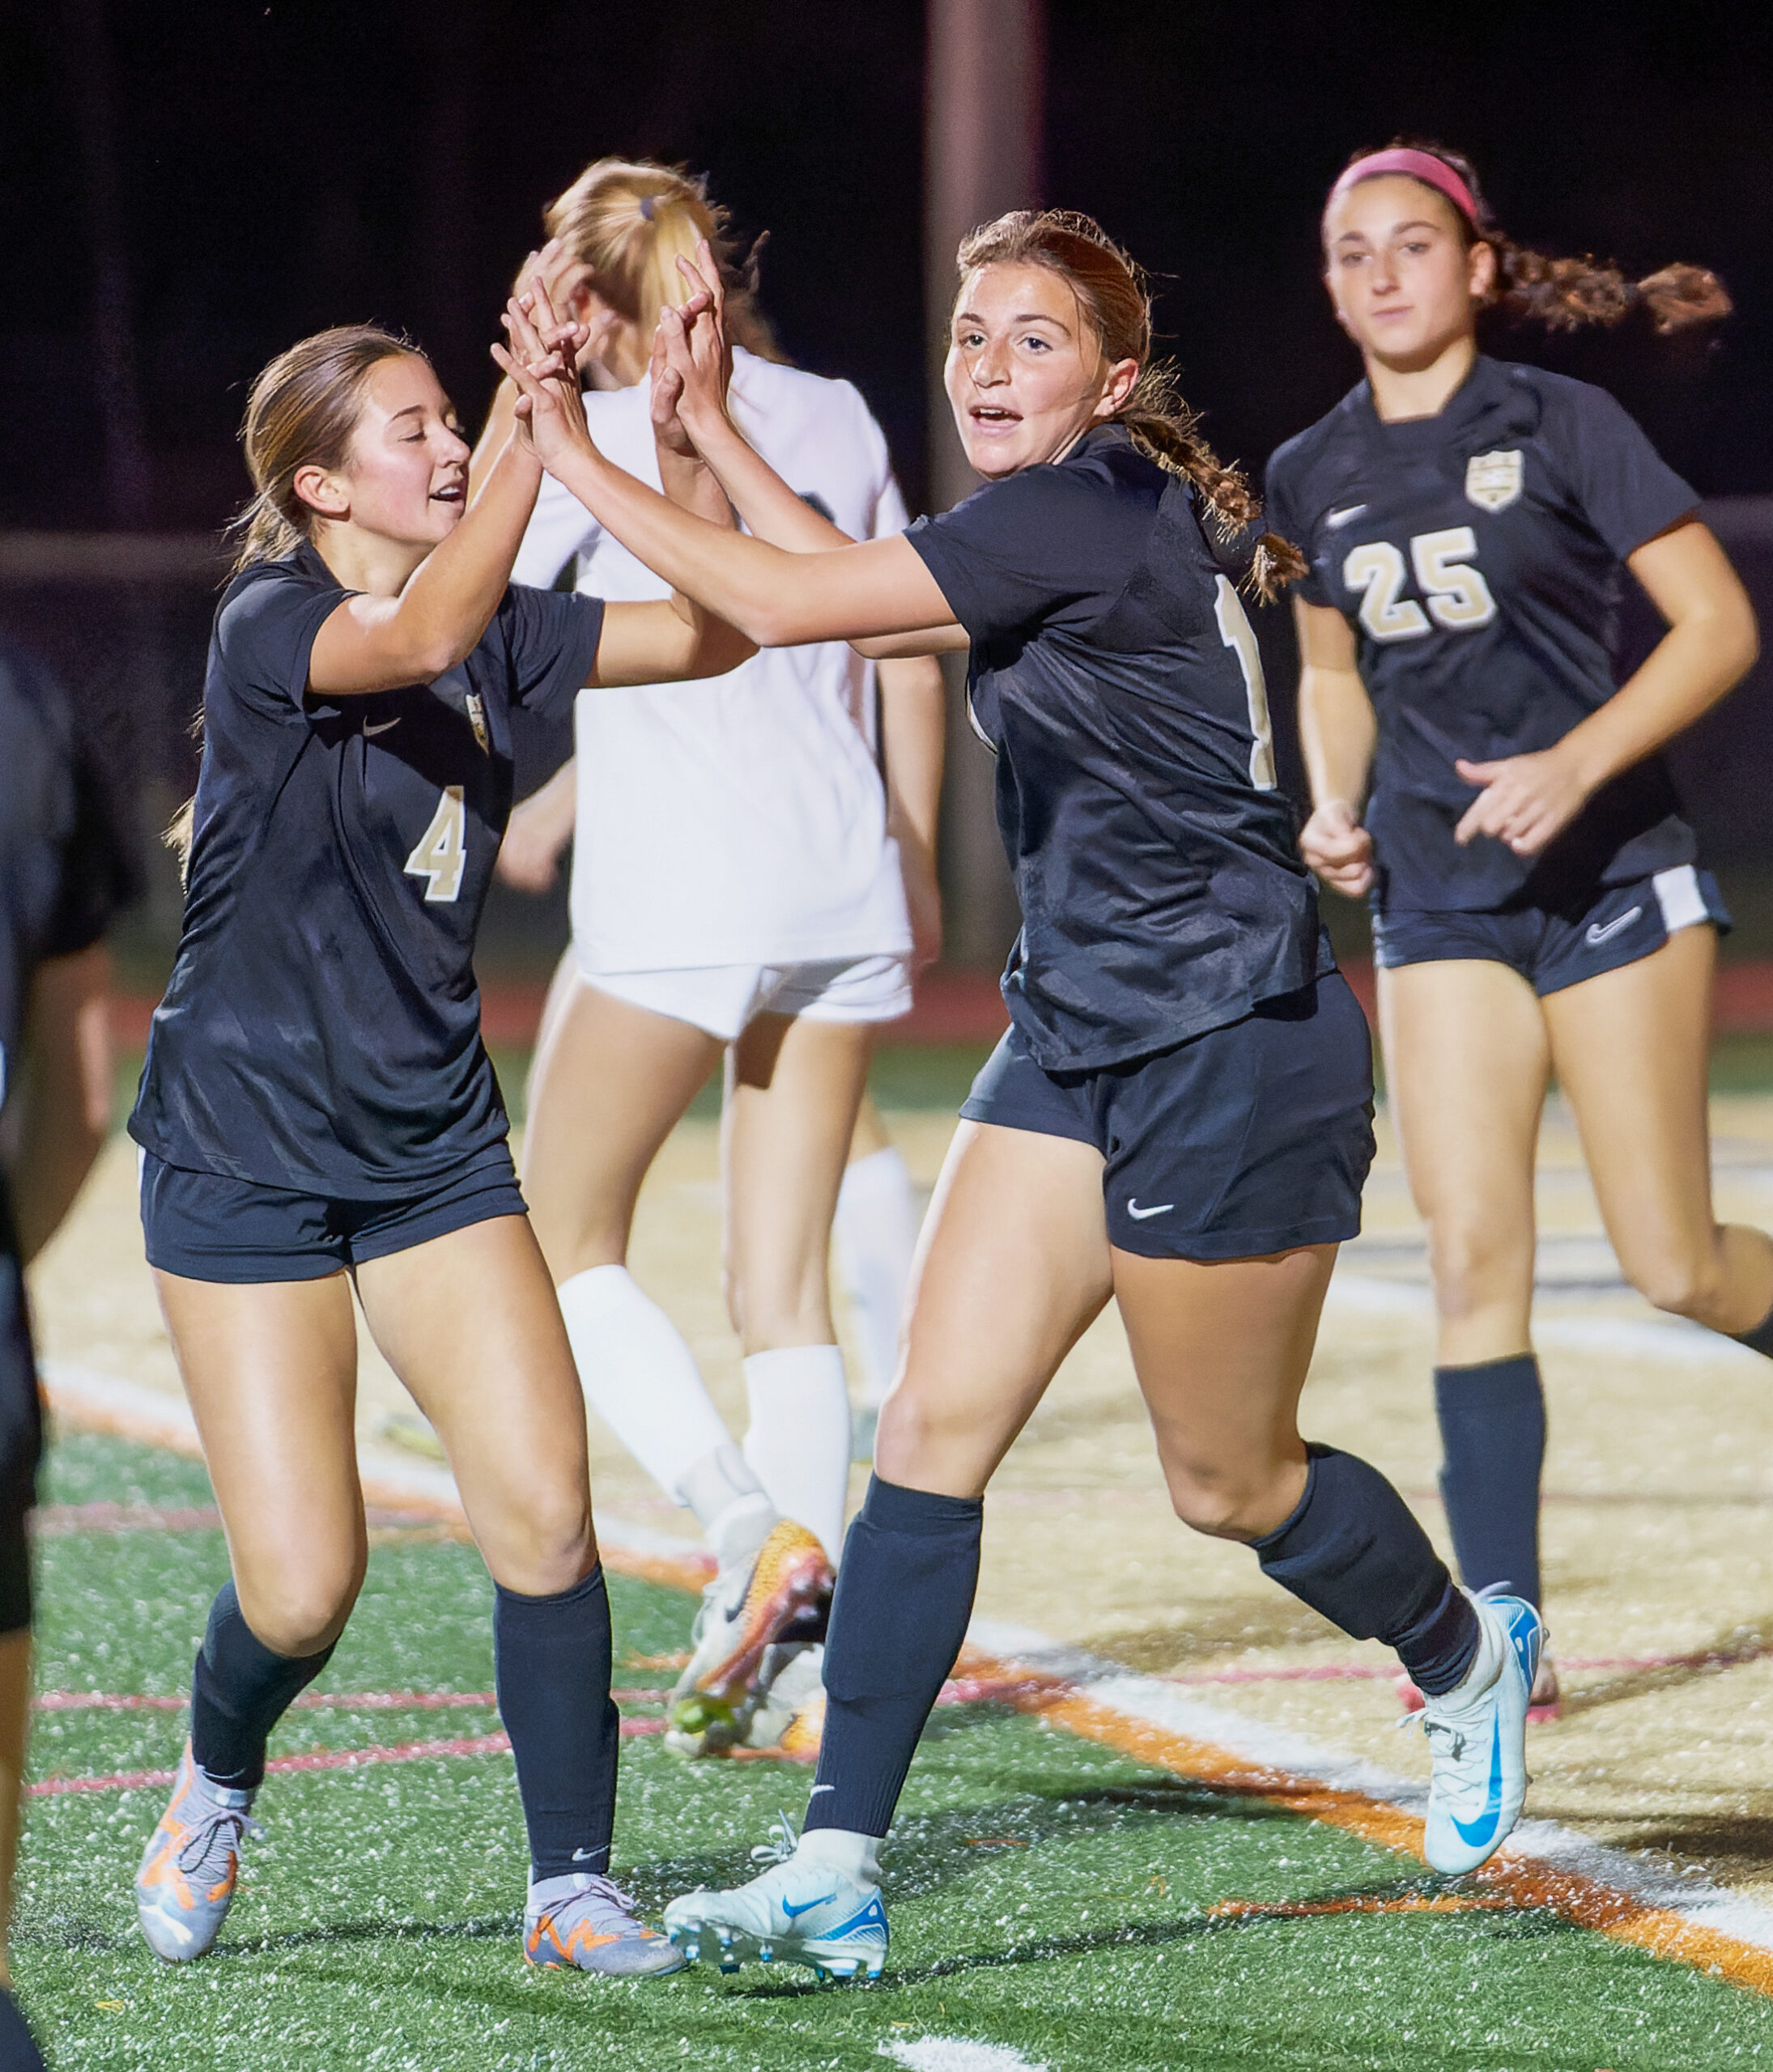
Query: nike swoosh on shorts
364 717 402 737
1584 905 1642 948
1126 1199 1174 1221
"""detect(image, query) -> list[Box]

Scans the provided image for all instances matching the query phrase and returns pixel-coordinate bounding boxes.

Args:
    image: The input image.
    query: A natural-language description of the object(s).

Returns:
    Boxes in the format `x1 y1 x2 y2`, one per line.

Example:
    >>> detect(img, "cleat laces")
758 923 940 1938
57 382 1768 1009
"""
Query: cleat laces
750 1812 801 1871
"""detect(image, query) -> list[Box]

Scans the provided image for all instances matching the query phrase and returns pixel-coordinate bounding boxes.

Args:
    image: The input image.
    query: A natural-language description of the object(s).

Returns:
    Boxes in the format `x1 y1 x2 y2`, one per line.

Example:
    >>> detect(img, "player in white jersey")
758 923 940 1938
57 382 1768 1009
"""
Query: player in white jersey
474 161 942 1756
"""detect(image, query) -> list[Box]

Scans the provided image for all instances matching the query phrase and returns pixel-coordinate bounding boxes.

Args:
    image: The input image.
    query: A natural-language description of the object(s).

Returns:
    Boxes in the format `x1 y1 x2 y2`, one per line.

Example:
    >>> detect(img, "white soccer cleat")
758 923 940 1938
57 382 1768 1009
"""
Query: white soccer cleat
738 1643 827 1760
1418 1591 1544 1875
663 1815 887 1981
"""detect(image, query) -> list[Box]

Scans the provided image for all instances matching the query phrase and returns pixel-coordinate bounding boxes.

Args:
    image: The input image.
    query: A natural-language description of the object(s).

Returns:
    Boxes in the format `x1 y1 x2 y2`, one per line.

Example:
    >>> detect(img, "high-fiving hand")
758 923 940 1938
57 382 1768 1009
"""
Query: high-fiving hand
491 268 596 473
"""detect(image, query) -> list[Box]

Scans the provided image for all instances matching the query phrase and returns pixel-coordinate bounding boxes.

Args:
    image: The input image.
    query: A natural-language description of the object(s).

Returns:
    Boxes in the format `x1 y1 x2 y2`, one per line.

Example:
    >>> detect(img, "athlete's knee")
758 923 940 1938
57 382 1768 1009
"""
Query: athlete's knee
1424 1216 1531 1323
1161 1452 1299 1542
1625 1238 1728 1323
482 1489 596 1598
237 1556 364 1658
727 1263 832 1355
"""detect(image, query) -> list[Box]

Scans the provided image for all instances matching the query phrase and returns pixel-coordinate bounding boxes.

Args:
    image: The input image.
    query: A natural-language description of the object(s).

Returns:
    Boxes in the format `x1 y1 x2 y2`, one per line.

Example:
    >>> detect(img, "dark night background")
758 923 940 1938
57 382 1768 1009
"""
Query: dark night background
4 0 1771 968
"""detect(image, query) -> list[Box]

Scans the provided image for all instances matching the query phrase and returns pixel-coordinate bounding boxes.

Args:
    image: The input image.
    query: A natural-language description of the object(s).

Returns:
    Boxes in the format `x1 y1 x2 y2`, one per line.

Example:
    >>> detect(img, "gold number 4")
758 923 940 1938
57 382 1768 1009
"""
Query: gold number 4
404 785 466 902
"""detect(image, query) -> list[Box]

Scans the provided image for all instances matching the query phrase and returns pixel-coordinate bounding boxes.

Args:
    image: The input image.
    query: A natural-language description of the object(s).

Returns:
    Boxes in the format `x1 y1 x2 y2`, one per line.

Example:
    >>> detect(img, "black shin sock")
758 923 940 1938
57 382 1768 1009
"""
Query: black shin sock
189 1581 335 1791
493 1564 619 1882
1736 1301 1773 1361
1252 1446 1479 1697
1433 1355 1546 1607
804 1476 983 1840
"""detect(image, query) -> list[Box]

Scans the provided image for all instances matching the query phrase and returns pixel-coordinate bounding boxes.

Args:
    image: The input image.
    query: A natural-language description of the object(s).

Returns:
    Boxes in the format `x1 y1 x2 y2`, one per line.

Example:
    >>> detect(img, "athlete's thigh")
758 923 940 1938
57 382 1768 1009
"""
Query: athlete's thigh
1378 959 1549 1241
520 973 723 1279
723 1012 874 1346
355 1215 593 1592
1113 1243 1336 1534
875 1121 1114 1499
153 1270 364 1616
1542 926 1716 1271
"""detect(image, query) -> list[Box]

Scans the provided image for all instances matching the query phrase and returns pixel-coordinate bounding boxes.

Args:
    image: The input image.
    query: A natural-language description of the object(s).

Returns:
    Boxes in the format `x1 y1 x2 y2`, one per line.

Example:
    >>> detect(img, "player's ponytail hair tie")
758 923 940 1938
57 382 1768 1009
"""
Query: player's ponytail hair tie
955 208 1307 601
1327 138 1732 338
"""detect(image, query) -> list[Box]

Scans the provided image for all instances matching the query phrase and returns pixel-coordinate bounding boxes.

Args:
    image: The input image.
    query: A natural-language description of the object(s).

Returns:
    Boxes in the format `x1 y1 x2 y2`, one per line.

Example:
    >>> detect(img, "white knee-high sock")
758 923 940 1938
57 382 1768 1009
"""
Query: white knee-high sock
741 1344 853 1564
831 1147 917 1409
556 1267 773 1568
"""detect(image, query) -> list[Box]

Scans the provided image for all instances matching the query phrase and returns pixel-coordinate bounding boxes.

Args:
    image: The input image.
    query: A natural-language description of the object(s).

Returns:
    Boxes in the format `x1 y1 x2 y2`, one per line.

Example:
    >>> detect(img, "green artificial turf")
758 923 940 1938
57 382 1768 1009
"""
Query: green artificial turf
12 1433 1771 2070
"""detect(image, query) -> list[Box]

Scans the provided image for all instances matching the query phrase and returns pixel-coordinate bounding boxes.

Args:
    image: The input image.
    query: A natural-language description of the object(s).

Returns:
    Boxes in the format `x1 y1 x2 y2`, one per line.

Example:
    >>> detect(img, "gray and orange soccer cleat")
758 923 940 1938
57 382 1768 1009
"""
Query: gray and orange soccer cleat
667 1521 833 1756
524 1872 687 1976
134 1743 261 1960
664 1815 886 1981
1416 1590 1545 1875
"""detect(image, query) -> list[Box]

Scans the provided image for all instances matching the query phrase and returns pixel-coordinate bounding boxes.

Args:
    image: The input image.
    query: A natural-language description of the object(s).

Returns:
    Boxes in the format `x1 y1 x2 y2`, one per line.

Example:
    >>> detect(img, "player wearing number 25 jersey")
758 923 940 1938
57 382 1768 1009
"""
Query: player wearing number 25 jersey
1273 142 1773 1734
1265 350 1721 964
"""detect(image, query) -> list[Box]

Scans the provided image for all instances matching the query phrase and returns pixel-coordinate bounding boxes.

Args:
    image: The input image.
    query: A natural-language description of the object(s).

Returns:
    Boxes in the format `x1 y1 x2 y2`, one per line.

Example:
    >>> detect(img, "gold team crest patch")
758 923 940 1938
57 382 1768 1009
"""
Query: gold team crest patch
466 691 489 754
1465 449 1524 512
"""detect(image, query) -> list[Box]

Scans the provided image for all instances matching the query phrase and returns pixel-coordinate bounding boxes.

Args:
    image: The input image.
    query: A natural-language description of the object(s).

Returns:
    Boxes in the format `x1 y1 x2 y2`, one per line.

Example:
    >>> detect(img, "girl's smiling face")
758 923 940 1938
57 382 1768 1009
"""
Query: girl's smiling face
946 261 1137 478
1322 176 1495 371
294 355 471 547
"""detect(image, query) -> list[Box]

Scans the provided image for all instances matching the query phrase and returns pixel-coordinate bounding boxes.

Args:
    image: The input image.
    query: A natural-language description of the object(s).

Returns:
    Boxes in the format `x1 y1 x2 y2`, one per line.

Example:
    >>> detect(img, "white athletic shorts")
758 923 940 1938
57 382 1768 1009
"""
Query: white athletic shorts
588 953 913 1044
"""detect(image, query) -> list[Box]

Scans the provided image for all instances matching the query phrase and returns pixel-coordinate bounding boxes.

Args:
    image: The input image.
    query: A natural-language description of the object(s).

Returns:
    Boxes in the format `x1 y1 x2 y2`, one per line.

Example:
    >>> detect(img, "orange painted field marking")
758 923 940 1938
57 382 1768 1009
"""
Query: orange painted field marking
955 1650 1773 2000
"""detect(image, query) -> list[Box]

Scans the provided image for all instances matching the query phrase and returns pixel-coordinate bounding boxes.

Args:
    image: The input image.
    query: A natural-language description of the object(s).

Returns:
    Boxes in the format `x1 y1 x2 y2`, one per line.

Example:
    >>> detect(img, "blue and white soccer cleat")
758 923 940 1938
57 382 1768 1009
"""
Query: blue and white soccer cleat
1418 1591 1544 1875
663 1815 887 1981
134 1743 261 1960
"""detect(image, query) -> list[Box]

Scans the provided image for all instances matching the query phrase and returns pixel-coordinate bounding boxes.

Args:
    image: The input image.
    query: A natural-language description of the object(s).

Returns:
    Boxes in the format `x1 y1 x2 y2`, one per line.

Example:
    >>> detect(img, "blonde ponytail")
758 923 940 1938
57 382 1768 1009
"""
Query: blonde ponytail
543 158 784 361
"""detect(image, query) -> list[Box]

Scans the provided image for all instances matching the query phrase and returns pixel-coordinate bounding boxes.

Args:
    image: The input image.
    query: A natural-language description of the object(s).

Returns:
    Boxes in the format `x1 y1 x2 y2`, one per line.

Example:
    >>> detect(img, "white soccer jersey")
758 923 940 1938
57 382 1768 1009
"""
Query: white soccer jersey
514 349 915 973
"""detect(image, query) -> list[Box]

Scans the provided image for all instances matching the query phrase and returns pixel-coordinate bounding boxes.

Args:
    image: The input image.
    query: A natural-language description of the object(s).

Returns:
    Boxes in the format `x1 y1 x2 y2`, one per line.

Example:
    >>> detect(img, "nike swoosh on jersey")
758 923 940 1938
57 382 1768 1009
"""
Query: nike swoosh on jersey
1125 1199 1175 1221
1325 503 1369 529
364 717 402 737
1584 906 1642 947
1451 1717 1506 1847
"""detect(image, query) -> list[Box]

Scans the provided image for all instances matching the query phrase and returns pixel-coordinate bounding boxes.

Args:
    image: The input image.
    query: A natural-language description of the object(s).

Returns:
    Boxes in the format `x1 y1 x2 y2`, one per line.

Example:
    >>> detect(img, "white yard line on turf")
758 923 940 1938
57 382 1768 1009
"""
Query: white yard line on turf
969 1617 1773 1969
880 2042 1048 2072
41 1361 1773 1989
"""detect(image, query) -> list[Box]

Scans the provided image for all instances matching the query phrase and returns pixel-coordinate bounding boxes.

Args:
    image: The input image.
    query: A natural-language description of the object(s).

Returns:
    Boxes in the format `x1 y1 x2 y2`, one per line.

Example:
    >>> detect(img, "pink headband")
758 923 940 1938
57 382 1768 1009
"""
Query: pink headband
1327 148 1478 224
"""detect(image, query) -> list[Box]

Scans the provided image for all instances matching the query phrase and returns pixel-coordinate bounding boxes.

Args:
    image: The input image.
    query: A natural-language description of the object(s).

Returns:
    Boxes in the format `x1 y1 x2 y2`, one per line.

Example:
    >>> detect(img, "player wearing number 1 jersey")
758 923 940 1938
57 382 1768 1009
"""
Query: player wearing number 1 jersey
1267 142 1773 1718
125 308 750 1976
487 208 1553 1972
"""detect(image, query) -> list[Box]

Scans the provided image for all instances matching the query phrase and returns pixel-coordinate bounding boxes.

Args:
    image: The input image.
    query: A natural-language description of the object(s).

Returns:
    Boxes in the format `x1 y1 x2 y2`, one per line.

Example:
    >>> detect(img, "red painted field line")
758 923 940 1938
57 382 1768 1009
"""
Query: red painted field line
955 1646 1773 1999
32 1689 664 1713
28 1716 670 1799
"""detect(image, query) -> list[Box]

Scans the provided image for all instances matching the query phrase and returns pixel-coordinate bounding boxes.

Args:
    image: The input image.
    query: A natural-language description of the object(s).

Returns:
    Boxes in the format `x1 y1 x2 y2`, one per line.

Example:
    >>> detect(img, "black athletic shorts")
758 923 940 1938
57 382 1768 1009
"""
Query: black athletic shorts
140 1146 529 1282
960 972 1375 1260
1372 864 1729 997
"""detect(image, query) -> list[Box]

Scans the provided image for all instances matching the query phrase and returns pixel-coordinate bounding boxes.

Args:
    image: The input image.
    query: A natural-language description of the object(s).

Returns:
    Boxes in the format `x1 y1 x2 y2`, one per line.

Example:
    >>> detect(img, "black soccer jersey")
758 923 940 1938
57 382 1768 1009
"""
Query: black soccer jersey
1265 356 1700 913
0 640 137 1109
906 425 1324 1072
129 544 602 1197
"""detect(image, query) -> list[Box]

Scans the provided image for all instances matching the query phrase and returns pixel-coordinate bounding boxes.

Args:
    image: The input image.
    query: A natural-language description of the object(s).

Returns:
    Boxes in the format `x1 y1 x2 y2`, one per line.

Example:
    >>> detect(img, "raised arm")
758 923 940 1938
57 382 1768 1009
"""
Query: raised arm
307 431 546 695
504 291 955 648
1294 597 1379 898
1453 518 1758 855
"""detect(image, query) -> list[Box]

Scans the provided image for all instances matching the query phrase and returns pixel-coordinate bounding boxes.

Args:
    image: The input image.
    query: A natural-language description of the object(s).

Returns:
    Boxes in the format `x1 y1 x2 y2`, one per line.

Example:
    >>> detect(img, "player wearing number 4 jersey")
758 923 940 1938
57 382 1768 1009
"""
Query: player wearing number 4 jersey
488 207 1549 1975
127 304 753 1976
1267 142 1773 1721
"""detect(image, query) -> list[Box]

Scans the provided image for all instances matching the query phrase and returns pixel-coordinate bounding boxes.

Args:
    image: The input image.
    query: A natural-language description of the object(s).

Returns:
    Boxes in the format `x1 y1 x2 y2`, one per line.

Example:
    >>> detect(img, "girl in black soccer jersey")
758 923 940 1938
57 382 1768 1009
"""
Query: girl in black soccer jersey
1265 143 1773 1722
494 211 1547 1979
126 297 750 1976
